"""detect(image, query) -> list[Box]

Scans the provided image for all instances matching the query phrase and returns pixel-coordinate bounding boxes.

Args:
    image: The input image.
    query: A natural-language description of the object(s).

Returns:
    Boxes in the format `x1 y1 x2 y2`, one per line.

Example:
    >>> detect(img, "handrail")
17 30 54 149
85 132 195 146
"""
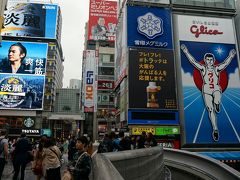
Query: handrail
163 148 240 180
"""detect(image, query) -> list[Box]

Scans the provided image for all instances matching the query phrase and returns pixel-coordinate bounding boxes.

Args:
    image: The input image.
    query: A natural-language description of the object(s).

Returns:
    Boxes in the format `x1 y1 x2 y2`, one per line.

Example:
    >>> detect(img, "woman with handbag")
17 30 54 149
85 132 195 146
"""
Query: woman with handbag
32 136 47 180
42 137 61 180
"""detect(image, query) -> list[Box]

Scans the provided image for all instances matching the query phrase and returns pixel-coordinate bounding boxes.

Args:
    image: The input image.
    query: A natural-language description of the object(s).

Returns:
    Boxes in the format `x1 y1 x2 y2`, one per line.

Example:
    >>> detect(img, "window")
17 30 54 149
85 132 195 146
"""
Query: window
100 54 114 63
98 67 114 76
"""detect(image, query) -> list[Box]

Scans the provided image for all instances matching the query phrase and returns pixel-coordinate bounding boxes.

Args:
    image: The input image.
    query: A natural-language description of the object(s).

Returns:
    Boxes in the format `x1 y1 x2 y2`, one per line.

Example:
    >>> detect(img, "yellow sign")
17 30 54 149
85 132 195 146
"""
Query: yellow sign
132 127 155 135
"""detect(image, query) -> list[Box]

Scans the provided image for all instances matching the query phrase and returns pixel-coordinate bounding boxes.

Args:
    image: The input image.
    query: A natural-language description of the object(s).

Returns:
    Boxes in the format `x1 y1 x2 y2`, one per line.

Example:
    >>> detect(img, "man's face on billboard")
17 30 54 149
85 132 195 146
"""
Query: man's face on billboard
98 18 105 26
205 56 214 66
8 46 25 63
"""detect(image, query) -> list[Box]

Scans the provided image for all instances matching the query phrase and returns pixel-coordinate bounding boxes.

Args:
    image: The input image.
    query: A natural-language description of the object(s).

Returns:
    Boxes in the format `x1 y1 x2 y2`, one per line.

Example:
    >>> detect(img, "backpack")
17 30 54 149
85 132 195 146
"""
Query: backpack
0 139 5 155
97 140 113 153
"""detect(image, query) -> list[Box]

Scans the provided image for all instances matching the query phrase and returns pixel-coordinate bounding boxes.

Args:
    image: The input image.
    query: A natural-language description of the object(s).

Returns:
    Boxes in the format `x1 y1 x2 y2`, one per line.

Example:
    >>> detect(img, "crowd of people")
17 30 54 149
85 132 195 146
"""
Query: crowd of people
0 129 157 180
97 131 157 153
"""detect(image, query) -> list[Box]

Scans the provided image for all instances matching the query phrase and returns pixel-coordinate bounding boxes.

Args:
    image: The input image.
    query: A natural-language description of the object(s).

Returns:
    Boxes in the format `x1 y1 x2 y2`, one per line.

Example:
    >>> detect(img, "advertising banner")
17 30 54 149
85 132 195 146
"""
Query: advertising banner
83 50 97 112
2 3 58 39
88 0 117 41
0 41 48 75
0 40 47 110
127 6 173 49
0 74 45 109
178 15 240 145
128 48 177 110
130 0 170 4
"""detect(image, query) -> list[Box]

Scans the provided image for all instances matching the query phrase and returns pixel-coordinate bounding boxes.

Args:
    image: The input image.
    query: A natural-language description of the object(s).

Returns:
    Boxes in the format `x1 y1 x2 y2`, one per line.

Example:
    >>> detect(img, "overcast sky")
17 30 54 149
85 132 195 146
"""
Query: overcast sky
52 0 90 87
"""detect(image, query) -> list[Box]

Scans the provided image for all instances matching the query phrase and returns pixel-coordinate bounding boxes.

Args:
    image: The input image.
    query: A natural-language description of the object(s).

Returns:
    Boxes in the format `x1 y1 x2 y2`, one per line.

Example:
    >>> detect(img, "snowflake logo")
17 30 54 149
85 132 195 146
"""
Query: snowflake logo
137 12 163 39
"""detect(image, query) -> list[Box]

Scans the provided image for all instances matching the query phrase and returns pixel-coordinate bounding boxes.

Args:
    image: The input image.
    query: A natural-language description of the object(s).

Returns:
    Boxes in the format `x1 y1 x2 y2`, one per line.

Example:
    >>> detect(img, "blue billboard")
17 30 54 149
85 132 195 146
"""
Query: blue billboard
0 40 48 75
2 3 58 39
0 40 48 110
0 74 45 109
127 6 173 49
181 41 240 144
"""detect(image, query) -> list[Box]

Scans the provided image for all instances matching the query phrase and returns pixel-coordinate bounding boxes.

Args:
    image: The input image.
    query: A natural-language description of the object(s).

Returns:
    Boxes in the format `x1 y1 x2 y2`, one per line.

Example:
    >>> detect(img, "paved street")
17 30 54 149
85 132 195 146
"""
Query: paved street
2 154 68 180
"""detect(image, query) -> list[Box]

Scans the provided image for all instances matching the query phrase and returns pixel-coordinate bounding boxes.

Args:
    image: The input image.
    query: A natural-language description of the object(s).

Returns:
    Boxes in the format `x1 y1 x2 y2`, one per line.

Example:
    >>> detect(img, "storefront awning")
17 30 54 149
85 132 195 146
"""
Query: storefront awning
48 114 85 120
199 152 240 160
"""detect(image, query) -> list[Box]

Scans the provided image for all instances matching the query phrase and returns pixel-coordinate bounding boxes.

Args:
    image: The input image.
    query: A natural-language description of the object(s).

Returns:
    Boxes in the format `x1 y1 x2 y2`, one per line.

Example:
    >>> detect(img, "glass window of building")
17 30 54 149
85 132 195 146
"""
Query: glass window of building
98 67 114 75
100 54 114 63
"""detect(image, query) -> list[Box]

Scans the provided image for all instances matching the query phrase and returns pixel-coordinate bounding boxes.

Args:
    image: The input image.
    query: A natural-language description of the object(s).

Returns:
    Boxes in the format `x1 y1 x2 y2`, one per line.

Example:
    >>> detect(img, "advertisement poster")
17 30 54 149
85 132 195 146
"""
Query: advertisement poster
0 74 45 109
2 3 58 39
88 0 117 41
83 50 97 112
0 41 48 75
127 6 173 49
178 15 240 145
128 48 177 110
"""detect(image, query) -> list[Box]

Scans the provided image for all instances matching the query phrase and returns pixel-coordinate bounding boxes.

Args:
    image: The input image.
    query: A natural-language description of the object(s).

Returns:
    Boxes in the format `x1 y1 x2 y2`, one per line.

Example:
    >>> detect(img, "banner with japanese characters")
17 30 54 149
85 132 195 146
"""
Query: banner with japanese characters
0 41 48 75
0 40 48 110
128 48 177 110
178 15 240 145
0 74 46 109
88 0 117 41
127 6 173 49
2 3 58 39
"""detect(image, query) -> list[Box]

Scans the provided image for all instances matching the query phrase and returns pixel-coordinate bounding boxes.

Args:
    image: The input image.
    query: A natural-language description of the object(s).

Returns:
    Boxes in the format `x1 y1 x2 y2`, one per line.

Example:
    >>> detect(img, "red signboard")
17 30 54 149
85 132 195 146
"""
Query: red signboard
88 0 117 41
98 80 114 90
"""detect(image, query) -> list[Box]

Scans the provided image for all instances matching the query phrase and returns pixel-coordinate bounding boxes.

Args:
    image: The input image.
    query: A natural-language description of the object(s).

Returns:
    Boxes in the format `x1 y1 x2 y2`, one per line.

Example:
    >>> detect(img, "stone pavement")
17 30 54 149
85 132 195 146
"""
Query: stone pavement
1 154 68 180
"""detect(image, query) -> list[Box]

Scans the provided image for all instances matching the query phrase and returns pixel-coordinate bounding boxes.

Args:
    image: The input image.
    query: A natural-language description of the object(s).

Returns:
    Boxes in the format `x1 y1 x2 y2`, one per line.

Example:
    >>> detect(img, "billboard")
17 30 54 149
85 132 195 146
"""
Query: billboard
2 3 58 39
178 15 240 145
83 50 97 112
0 40 48 110
128 48 177 110
0 41 48 75
127 6 173 49
88 0 117 41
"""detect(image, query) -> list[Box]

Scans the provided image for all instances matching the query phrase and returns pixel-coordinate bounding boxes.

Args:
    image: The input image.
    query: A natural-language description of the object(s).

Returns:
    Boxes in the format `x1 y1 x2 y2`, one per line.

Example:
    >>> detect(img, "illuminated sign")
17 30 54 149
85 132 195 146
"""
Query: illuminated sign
155 126 180 136
128 48 177 110
132 127 155 135
2 3 58 39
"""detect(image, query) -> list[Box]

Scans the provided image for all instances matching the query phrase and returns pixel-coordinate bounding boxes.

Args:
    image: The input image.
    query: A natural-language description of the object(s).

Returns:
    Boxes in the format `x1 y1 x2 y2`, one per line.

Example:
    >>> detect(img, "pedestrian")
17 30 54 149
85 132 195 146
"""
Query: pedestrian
42 137 61 180
136 131 147 149
0 130 8 180
32 136 46 180
119 131 131 151
13 133 33 180
66 136 92 180
97 133 113 153
144 132 157 148
68 136 76 161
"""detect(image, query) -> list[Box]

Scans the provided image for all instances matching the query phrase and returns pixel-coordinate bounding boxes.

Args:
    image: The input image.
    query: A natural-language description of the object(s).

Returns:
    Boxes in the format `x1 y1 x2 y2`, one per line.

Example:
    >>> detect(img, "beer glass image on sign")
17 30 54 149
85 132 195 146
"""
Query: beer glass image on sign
146 82 161 108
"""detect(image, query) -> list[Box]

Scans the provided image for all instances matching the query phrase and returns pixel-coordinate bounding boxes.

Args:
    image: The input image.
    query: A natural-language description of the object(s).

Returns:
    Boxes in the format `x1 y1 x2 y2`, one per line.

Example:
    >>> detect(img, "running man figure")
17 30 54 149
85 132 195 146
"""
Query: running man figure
181 44 236 141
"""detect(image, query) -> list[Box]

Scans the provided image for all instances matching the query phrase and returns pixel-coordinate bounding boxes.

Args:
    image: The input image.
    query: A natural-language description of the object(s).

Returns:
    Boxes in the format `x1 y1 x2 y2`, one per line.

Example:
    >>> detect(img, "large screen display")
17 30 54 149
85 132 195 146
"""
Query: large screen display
2 3 58 39
128 48 177 110
0 40 48 110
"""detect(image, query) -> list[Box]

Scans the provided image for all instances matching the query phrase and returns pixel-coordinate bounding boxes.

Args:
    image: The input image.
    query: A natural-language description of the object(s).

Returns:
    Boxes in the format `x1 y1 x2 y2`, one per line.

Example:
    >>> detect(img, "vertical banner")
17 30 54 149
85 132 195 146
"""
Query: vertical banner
0 40 48 110
178 15 240 145
83 50 97 112
2 3 58 39
88 0 117 41
128 48 177 110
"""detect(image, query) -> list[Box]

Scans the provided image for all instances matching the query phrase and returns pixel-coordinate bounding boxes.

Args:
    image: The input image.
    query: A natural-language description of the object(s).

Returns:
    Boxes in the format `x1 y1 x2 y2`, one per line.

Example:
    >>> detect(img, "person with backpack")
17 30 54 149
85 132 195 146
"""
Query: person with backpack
119 131 131 151
97 133 113 153
0 130 8 179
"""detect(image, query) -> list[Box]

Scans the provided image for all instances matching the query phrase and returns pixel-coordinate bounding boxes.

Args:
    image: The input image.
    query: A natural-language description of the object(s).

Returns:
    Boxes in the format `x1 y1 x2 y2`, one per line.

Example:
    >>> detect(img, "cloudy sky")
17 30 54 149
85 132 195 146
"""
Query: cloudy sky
52 0 90 87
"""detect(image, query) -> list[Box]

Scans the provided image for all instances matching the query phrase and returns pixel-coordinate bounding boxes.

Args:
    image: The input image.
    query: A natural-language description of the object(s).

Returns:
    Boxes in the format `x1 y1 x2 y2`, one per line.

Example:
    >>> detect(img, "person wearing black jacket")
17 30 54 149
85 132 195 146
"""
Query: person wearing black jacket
13 133 32 180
